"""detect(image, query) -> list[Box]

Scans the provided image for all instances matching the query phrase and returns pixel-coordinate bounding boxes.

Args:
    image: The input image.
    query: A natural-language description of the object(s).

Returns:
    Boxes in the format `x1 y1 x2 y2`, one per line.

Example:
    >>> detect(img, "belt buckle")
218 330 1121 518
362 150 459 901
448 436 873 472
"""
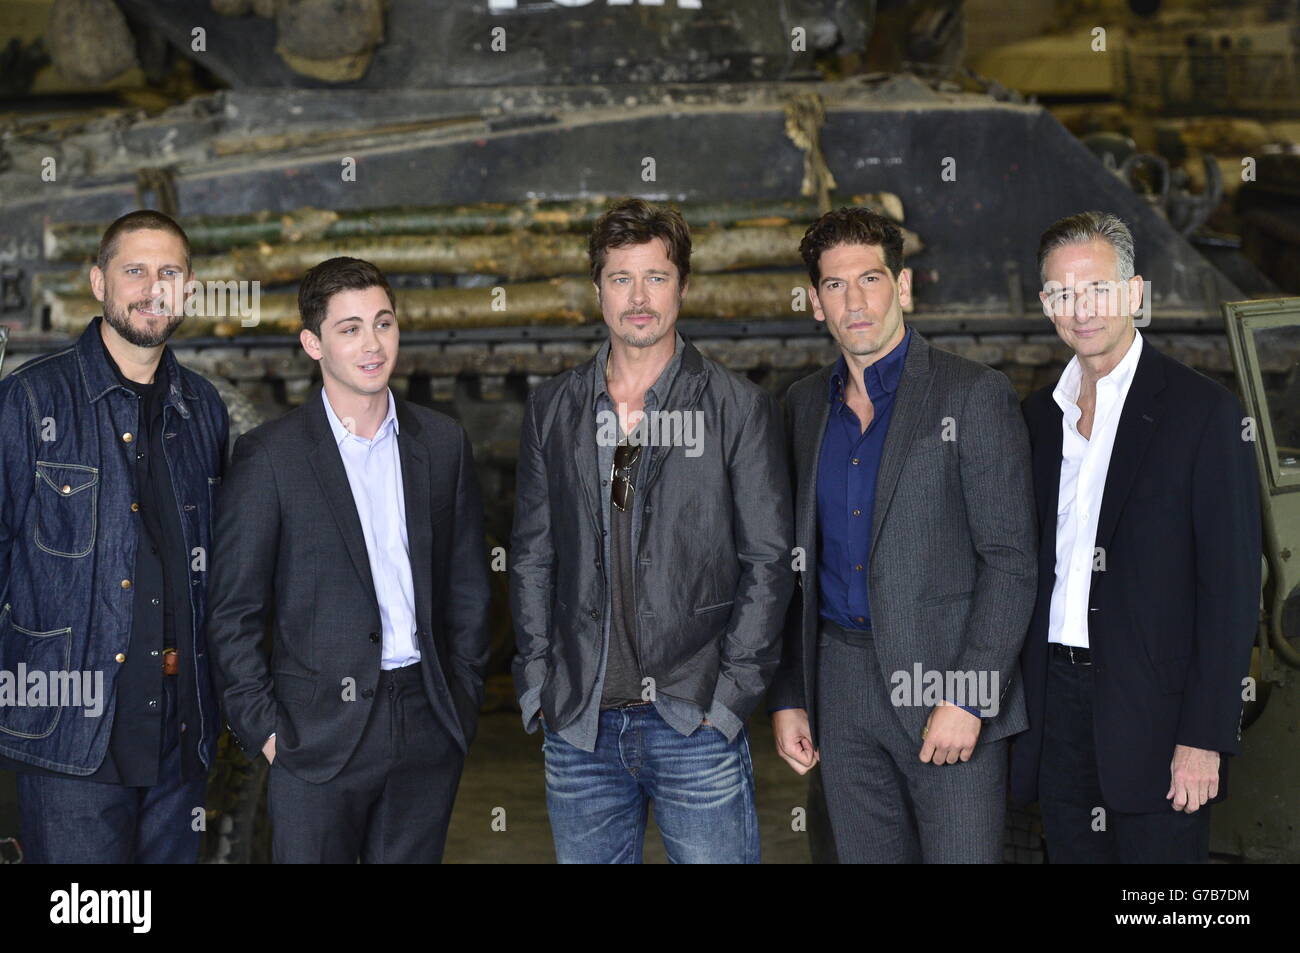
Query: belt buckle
1067 645 1090 666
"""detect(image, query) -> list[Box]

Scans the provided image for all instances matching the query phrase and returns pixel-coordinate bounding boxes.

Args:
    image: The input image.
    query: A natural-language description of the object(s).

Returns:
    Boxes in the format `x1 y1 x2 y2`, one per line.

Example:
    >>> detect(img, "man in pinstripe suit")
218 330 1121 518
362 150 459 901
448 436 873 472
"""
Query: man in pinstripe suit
767 207 1038 863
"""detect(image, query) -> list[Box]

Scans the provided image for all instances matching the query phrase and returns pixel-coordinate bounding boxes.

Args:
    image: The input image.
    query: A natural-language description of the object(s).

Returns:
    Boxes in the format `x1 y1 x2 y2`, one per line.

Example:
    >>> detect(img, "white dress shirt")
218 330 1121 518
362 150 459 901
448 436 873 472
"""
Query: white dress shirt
322 386 420 669
1048 329 1144 648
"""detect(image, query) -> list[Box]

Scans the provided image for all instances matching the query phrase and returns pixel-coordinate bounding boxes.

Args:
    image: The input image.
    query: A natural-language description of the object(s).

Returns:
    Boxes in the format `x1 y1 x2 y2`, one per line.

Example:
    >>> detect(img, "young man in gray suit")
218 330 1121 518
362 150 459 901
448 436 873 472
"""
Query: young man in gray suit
768 207 1038 863
206 257 491 863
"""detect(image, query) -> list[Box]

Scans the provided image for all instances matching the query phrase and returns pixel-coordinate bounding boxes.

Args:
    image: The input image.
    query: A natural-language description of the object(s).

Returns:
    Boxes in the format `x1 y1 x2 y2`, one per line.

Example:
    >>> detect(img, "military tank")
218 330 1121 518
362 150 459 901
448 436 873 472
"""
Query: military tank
0 0 1294 863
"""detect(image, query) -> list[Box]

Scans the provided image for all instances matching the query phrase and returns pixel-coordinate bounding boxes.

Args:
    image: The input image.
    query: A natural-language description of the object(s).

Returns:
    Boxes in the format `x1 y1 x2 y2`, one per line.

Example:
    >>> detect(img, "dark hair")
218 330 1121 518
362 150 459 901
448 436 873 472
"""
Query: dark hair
588 197 691 286
799 206 904 286
1036 210 1135 284
298 257 396 336
96 209 191 273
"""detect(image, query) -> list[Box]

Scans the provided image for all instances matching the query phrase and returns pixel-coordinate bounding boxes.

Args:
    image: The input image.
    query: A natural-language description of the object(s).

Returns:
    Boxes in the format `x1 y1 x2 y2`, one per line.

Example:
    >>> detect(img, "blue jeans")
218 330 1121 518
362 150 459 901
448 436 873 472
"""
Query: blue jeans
542 703 759 863
16 678 206 864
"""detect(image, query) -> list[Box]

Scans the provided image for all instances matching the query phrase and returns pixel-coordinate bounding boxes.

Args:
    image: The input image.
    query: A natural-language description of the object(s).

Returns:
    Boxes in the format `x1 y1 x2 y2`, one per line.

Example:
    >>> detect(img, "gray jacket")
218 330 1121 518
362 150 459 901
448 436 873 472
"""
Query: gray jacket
510 335 795 738
768 330 1037 746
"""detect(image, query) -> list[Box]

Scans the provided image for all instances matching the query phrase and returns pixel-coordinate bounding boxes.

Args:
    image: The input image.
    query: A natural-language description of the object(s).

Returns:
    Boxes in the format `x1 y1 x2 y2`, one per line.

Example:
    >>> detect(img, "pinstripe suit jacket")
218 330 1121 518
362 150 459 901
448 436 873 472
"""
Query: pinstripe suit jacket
768 329 1038 748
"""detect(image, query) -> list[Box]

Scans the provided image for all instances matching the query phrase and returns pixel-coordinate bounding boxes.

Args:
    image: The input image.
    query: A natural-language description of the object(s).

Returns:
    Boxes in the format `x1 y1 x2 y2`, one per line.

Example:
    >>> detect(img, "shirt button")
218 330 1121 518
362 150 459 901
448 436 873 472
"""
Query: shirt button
61 484 72 494
855 563 864 571
851 458 859 465
121 579 132 590
852 509 861 517
148 699 158 708
115 653 126 663
856 616 865 624
122 432 134 443
130 502 140 512
369 632 380 643
151 597 160 606
151 649 160 656
362 688 375 699
589 609 600 620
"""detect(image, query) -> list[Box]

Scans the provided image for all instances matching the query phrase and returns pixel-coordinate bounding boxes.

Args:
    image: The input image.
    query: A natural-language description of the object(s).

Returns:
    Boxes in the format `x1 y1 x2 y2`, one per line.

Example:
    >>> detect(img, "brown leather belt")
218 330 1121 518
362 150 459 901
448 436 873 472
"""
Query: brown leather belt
162 648 179 676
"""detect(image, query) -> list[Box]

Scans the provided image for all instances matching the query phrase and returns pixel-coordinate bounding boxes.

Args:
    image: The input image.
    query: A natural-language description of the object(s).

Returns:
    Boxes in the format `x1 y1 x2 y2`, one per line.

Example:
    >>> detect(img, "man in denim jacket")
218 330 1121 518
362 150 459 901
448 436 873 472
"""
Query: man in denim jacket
0 210 229 863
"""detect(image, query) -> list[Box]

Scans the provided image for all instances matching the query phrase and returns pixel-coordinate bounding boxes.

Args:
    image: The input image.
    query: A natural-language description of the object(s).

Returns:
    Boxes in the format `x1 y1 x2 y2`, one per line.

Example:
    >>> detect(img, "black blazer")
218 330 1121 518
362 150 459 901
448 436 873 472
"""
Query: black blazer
1010 339 1261 813
207 388 491 784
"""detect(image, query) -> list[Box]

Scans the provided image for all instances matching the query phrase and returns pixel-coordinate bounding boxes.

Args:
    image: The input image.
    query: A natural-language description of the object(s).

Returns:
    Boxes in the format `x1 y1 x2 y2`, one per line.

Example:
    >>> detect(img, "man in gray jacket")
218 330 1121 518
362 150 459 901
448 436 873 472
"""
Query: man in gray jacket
510 198 794 863
768 207 1037 863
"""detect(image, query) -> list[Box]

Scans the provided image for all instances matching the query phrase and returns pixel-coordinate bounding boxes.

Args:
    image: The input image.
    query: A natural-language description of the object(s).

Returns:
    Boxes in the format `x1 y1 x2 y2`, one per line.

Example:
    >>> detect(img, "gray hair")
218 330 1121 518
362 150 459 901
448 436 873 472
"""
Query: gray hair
1037 211 1135 284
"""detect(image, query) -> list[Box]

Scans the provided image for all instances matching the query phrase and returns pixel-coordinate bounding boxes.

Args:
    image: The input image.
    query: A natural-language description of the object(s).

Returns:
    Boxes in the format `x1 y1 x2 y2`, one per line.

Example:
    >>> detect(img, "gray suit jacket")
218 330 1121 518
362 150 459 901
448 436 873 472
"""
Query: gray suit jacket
206 388 492 784
768 329 1037 747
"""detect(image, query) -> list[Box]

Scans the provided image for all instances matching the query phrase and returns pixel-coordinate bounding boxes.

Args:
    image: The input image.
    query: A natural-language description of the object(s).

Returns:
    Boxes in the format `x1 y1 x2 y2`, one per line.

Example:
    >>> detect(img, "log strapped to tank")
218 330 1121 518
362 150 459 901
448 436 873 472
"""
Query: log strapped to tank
38 194 920 334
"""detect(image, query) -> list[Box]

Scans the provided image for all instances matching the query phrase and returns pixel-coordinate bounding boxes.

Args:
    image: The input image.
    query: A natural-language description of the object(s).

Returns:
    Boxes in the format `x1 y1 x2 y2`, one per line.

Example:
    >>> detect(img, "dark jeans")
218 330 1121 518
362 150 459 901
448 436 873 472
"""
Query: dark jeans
542 703 760 864
1038 649 1211 864
17 677 205 863
268 662 464 864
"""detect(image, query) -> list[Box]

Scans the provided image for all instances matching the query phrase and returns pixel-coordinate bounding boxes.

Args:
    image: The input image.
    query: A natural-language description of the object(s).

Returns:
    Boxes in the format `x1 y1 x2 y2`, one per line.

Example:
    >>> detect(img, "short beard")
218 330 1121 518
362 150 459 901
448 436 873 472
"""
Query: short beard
618 326 667 349
103 298 183 348
612 302 675 349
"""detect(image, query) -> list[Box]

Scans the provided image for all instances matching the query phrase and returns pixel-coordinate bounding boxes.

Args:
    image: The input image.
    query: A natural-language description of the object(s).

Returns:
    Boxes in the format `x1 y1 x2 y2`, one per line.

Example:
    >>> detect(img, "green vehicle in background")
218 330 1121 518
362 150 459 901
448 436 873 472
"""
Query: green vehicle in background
1216 297 1300 863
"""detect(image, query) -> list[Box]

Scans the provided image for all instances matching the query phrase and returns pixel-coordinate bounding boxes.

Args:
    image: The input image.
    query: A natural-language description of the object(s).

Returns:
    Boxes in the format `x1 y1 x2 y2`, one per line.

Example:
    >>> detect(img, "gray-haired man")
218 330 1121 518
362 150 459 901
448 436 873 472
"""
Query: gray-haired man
1010 211 1260 863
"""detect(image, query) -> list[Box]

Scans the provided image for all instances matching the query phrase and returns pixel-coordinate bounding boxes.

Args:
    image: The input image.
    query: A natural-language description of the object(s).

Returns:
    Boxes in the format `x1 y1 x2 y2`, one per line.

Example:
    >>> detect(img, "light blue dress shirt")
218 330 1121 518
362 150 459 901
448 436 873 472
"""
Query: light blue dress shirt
321 386 420 670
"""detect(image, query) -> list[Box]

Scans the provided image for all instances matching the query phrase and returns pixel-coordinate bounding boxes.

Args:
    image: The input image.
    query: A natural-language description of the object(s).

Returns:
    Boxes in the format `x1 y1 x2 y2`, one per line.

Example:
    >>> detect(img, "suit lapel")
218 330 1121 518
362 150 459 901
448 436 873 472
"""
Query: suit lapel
640 341 707 494
1032 395 1065 546
306 391 379 610
396 400 432 634
794 366 833 567
1094 341 1165 554
1025 391 1064 623
871 331 934 553
571 362 604 539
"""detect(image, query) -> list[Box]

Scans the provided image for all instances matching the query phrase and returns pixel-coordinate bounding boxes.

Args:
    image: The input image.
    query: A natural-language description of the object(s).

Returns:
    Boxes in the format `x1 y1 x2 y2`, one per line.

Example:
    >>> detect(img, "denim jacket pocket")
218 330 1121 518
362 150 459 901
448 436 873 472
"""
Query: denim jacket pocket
33 462 99 558
0 603 73 739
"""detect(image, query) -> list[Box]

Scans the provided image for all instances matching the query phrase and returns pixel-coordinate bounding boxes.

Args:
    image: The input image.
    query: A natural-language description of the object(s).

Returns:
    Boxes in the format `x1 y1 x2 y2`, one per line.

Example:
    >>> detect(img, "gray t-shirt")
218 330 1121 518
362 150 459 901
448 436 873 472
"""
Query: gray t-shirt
600 432 645 708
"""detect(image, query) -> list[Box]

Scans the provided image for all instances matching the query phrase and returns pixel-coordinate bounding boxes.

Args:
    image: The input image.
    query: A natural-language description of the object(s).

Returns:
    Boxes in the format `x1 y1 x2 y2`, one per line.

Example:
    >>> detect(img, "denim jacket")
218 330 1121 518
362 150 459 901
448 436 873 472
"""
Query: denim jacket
0 317 229 774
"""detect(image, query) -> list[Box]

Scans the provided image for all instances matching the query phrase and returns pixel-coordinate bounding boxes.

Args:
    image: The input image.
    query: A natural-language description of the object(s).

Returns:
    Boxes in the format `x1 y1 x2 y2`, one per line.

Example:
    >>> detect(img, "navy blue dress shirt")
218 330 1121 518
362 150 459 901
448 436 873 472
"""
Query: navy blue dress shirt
810 329 978 718
816 328 911 632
